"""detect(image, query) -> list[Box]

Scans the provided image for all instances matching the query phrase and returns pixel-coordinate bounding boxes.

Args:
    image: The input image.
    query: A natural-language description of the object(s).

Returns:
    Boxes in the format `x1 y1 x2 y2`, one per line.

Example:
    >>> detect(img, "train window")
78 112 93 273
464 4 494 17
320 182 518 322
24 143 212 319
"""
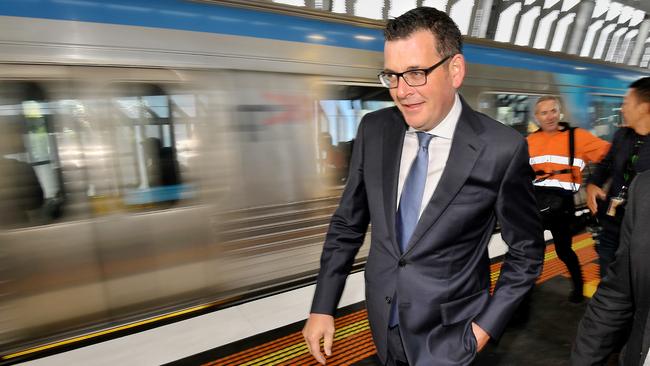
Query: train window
318 84 393 186
478 93 542 136
0 82 65 228
169 94 198 169
54 96 114 218
110 85 192 210
589 94 623 142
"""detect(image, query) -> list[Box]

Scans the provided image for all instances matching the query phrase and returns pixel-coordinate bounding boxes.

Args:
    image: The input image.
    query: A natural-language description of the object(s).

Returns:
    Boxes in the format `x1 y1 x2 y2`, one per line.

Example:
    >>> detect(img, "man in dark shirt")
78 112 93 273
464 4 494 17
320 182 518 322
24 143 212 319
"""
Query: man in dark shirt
587 77 650 278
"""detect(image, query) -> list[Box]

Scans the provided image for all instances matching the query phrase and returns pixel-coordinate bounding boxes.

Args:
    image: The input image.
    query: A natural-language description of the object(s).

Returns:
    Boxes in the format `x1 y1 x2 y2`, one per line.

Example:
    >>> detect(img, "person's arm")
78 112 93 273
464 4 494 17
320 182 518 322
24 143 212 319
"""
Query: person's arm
303 314 335 365
570 176 638 366
576 129 610 164
587 129 623 188
586 184 606 214
303 117 371 364
585 129 623 213
473 138 545 341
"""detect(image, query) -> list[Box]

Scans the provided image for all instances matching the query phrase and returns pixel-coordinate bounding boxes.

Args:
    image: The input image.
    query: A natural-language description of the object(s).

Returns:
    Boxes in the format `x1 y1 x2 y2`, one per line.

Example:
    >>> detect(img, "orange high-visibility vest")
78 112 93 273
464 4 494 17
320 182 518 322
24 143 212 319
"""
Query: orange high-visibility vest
527 126 610 192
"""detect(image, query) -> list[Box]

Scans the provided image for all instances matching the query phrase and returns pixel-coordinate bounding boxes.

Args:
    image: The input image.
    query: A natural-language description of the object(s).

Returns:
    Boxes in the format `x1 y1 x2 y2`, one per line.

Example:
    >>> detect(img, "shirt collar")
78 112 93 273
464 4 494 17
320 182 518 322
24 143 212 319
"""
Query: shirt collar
407 93 461 139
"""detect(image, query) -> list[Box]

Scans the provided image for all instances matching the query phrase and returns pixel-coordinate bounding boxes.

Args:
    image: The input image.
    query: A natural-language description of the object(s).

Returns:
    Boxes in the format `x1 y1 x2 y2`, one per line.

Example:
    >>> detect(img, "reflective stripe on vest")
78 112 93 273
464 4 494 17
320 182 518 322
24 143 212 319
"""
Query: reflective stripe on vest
529 154 585 170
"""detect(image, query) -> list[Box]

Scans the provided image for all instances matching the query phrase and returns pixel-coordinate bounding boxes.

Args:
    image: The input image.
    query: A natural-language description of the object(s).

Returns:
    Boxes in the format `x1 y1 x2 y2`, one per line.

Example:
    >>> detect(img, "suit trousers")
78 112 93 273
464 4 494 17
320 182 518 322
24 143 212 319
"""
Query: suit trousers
386 325 409 366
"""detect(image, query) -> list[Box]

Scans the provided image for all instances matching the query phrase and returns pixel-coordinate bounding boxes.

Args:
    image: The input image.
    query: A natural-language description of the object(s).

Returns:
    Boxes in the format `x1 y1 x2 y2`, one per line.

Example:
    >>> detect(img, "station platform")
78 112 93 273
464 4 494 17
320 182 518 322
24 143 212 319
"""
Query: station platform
168 232 601 366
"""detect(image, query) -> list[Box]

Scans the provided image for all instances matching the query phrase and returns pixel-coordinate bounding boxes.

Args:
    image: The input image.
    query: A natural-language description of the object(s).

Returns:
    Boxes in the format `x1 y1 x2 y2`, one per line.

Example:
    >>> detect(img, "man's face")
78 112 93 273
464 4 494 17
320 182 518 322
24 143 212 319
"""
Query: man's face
534 99 561 133
621 89 646 130
383 30 464 131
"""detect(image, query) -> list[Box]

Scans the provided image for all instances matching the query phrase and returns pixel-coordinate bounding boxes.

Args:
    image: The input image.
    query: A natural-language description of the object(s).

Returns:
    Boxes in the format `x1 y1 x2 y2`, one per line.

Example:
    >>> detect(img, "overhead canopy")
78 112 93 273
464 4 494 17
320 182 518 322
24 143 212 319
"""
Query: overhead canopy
270 0 650 69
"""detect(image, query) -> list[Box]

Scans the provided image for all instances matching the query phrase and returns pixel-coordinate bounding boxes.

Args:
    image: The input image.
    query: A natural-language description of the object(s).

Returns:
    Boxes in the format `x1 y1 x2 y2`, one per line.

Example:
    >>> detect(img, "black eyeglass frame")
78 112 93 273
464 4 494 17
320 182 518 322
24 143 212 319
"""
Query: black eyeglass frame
378 55 452 89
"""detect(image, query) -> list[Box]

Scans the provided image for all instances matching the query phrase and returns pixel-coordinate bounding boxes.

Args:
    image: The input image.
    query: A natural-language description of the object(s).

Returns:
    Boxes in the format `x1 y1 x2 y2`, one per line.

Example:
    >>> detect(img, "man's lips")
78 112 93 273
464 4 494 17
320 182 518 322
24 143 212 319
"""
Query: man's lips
401 101 424 109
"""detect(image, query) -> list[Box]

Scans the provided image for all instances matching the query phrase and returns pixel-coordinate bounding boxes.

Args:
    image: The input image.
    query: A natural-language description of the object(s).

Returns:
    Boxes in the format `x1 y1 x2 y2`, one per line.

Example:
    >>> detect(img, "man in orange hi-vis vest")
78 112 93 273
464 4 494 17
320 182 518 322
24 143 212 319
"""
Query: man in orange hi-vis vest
527 96 610 303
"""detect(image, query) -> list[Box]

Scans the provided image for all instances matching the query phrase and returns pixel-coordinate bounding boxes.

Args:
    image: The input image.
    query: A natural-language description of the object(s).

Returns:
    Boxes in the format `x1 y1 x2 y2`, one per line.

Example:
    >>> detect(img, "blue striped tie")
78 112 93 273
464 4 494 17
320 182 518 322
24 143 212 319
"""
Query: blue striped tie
389 131 432 326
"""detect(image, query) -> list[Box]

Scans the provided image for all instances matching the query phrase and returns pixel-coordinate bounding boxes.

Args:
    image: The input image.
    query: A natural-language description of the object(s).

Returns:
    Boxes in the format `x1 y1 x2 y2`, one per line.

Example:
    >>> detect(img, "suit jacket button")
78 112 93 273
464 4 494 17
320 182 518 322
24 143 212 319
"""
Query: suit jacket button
398 259 406 267
385 296 392 304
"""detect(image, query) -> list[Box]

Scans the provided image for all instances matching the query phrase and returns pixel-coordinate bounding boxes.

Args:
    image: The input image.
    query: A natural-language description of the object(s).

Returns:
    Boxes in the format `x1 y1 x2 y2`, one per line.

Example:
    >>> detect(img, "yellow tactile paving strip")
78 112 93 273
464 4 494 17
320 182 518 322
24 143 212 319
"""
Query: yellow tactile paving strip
204 310 374 366
207 233 601 366
490 232 599 295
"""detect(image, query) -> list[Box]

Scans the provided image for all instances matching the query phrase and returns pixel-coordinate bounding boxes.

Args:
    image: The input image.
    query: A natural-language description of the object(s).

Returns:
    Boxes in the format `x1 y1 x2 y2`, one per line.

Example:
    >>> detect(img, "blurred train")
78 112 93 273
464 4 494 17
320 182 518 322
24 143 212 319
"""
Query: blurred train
0 0 649 360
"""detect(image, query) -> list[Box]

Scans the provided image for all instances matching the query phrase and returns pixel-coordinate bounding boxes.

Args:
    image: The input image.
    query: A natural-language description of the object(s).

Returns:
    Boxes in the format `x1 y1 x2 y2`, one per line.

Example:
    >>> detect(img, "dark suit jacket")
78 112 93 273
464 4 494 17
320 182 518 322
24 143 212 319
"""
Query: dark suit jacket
571 171 650 366
310 97 544 365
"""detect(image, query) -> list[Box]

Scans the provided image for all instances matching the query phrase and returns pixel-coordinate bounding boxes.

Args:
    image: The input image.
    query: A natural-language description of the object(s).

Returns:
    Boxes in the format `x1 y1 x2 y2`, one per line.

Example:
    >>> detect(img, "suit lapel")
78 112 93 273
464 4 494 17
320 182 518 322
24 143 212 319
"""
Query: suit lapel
405 101 485 254
382 108 407 256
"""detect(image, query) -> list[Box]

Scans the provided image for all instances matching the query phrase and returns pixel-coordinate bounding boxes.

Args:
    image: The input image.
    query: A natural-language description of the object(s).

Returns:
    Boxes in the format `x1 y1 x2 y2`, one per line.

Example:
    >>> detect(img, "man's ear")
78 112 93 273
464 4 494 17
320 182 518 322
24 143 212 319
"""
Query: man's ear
448 54 465 89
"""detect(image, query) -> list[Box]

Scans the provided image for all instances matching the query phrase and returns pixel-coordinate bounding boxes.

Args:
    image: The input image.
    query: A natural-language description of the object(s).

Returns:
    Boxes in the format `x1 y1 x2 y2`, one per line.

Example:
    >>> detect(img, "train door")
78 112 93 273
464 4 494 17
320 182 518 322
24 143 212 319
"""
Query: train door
79 74 213 318
0 68 107 350
0 66 219 351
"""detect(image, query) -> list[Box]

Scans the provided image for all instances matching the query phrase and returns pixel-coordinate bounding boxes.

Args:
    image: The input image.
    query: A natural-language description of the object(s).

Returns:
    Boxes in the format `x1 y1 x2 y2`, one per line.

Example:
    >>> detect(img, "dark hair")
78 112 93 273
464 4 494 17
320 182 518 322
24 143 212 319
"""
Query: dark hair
630 77 650 104
384 7 462 57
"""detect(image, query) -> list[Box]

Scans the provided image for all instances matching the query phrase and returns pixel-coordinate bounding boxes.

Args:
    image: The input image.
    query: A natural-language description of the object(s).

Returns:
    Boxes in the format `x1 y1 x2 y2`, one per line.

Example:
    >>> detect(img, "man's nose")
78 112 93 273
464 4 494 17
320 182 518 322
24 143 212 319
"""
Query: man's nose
396 76 414 98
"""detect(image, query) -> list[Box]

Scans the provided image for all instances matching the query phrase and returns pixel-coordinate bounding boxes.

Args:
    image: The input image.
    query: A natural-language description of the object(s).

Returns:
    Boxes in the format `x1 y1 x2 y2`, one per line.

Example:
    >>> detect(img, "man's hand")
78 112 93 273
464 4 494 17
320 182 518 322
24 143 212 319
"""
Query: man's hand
471 322 490 352
302 313 335 365
586 184 606 214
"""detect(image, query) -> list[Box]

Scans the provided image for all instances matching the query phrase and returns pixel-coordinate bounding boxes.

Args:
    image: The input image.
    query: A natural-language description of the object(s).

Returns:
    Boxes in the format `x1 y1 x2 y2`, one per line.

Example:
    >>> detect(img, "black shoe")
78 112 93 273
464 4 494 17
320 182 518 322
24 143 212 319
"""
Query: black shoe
569 290 585 303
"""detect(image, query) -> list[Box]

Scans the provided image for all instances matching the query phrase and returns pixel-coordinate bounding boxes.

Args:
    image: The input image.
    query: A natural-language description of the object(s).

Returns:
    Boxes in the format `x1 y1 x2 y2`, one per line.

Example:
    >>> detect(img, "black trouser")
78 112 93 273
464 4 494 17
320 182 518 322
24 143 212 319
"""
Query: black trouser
542 194 583 293
595 214 622 279
386 325 409 366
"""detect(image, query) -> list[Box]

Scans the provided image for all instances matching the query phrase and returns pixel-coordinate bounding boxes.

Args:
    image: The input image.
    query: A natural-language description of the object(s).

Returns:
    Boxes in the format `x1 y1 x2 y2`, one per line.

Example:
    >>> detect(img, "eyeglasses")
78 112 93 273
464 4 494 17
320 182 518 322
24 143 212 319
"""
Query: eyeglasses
378 56 451 89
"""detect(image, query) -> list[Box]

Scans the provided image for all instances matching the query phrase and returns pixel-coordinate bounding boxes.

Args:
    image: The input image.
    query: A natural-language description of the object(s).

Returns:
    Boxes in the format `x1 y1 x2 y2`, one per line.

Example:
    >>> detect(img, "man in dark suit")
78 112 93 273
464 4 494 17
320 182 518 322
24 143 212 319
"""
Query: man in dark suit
302 7 544 366
571 171 650 365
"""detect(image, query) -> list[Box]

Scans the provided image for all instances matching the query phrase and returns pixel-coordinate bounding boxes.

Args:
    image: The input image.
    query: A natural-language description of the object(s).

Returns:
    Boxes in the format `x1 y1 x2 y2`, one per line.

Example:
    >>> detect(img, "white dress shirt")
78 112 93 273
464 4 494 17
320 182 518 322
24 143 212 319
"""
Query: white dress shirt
397 93 462 218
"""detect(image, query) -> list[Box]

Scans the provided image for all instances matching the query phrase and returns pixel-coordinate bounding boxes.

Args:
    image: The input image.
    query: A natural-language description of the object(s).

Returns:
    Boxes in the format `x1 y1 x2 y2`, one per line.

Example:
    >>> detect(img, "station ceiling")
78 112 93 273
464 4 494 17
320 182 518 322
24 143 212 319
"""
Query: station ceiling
266 0 650 69
620 0 649 14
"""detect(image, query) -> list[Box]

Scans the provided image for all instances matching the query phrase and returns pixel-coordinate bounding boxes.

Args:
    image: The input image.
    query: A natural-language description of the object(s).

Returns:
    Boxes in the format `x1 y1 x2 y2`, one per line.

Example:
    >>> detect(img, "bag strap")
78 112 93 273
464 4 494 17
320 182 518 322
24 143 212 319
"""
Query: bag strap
534 126 576 176
568 126 576 184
